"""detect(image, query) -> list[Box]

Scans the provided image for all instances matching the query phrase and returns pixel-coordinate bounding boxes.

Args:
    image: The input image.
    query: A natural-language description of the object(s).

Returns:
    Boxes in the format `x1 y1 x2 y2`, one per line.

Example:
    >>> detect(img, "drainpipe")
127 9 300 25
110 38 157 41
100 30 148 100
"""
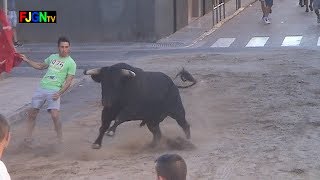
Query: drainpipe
202 0 206 16
173 0 177 32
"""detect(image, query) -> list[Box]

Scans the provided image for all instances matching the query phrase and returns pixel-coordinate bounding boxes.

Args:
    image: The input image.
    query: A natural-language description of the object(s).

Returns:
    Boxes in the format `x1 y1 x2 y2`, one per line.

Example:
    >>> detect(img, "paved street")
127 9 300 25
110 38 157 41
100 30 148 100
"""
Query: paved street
200 0 320 49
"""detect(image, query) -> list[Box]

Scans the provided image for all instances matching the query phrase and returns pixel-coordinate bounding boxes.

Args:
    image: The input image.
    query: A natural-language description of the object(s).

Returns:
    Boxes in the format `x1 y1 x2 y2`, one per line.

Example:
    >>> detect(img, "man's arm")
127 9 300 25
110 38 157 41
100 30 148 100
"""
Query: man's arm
58 75 74 95
20 54 48 70
52 75 74 100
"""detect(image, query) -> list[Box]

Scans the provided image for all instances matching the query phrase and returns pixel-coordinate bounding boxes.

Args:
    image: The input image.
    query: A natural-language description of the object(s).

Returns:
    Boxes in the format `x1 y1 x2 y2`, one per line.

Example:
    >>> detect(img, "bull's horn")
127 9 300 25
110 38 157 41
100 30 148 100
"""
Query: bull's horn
84 68 101 75
121 69 136 77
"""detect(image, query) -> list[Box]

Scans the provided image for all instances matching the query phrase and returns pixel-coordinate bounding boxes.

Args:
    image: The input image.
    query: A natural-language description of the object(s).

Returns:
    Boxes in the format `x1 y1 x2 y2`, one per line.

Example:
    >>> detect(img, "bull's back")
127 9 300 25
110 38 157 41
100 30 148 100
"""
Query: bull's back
120 70 184 120
123 71 175 102
142 72 174 100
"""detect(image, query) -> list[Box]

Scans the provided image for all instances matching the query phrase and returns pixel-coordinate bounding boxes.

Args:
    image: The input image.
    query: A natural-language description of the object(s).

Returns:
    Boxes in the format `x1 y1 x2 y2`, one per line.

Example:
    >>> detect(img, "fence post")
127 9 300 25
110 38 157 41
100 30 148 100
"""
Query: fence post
223 0 225 19
212 0 225 26
212 0 214 26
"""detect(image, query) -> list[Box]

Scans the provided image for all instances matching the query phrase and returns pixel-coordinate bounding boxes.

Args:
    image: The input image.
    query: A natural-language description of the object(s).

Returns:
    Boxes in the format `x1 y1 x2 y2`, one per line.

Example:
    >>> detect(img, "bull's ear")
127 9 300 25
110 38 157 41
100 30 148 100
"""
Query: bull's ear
91 74 102 83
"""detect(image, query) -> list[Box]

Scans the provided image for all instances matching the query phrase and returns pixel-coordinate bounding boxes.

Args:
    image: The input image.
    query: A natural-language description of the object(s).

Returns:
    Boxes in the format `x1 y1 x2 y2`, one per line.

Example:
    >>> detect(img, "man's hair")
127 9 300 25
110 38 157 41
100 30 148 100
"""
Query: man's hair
0 114 10 142
155 154 187 180
57 36 70 46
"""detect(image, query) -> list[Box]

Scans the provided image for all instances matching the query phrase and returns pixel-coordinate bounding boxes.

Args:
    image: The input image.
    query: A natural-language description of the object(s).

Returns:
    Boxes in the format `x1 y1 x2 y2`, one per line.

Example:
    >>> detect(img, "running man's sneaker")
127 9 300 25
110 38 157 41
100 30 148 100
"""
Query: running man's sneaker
309 5 313 11
262 16 271 24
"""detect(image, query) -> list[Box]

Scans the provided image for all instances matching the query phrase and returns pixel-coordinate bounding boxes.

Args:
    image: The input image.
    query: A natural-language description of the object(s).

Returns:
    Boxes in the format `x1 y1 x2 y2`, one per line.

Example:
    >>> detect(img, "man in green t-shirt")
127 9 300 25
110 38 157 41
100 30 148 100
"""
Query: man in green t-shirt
20 37 77 144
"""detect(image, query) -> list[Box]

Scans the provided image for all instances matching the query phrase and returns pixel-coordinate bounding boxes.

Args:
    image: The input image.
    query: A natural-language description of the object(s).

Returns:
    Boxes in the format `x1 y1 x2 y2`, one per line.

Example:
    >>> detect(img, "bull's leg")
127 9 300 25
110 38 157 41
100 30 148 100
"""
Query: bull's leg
92 108 115 149
146 122 162 147
105 120 121 136
105 111 130 136
169 110 191 139
165 89 191 139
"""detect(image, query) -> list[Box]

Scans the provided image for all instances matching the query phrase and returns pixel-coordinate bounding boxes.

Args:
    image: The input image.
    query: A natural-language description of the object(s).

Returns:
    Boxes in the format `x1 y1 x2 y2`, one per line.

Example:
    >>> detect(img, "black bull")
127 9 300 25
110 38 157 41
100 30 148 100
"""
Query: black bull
83 63 197 149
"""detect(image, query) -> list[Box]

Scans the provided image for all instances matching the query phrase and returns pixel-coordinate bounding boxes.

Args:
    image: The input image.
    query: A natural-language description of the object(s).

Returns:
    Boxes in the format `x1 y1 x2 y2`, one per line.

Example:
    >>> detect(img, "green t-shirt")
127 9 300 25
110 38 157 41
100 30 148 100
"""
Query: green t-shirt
40 54 77 91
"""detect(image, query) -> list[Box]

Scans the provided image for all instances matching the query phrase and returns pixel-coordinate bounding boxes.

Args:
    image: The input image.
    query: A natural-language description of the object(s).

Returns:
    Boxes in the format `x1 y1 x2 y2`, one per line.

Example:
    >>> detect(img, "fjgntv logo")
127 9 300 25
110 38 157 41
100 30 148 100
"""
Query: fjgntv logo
19 11 56 23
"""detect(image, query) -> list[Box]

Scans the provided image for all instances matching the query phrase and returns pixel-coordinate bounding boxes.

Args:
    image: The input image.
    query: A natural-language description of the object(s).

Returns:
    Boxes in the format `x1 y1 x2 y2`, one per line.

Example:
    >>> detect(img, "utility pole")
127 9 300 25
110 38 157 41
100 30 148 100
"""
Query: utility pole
3 0 7 15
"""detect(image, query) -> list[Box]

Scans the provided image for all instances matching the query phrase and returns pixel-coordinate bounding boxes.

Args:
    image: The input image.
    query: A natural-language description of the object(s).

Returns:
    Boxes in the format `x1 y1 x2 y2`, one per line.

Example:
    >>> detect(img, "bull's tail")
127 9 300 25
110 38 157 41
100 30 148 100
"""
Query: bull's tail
174 68 197 89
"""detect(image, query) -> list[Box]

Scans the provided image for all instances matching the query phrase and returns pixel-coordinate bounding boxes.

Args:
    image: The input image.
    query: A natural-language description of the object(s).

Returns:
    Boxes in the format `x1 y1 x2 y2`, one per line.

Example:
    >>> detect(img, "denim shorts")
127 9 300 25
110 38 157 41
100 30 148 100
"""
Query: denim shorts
31 87 60 110
7 11 17 27
260 0 273 6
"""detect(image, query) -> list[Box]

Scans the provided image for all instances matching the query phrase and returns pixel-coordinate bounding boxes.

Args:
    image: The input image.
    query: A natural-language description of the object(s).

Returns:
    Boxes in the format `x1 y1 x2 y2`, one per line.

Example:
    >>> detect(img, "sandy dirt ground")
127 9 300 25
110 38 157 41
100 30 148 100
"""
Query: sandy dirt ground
4 49 320 180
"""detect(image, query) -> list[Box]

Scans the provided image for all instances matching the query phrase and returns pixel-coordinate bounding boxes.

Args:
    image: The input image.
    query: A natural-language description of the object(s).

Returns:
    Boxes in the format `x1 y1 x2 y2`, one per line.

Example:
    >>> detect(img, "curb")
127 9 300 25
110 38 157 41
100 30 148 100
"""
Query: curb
185 0 258 48
7 75 86 125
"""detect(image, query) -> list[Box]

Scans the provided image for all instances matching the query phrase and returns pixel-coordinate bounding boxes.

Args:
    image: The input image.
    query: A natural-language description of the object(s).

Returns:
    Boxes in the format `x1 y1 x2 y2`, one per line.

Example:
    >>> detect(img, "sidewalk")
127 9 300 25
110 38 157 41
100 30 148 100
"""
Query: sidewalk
0 0 258 125
158 0 258 47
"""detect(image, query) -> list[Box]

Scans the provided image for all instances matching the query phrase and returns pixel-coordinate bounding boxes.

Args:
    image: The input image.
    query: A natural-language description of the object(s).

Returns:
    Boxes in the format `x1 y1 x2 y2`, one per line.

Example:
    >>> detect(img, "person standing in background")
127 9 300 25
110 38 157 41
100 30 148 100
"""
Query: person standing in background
7 0 22 47
260 0 273 24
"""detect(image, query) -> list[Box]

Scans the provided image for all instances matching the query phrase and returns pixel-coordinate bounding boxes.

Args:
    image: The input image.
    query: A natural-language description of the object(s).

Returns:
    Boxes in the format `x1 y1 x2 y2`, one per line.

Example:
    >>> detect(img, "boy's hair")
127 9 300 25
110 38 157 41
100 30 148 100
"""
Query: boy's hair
0 114 10 141
57 36 70 46
155 154 187 180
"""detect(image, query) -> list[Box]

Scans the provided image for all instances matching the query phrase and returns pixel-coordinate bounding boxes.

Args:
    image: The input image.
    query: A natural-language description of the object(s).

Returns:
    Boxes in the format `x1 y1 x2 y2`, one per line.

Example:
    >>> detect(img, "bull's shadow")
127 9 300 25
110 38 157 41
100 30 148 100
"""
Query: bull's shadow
112 135 197 154
83 63 197 150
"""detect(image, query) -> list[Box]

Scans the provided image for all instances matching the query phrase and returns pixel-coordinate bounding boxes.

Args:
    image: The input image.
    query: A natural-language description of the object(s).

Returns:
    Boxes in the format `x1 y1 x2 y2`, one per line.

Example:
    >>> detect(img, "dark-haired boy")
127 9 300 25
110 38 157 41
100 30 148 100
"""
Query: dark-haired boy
155 154 187 180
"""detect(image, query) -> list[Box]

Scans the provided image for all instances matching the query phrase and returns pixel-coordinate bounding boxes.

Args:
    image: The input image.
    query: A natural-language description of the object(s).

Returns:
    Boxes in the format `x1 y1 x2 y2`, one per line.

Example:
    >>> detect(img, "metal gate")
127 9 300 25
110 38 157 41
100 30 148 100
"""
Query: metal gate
212 0 225 26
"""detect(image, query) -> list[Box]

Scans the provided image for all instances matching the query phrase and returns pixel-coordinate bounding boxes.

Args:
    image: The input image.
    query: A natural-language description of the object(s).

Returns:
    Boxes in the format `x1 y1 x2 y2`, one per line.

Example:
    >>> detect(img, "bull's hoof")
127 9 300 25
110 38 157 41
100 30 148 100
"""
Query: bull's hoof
184 128 191 139
91 143 101 149
105 131 115 137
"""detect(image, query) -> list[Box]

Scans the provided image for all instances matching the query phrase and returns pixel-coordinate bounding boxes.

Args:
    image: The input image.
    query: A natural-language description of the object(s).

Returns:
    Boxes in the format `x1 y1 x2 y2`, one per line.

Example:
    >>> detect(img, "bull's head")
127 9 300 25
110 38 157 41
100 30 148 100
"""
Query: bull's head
83 66 136 108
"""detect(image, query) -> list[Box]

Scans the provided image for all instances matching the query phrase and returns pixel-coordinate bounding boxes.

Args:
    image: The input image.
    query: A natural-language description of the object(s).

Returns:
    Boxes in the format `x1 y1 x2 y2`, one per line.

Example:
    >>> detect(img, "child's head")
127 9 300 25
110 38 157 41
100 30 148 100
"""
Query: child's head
0 114 10 149
155 154 187 180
